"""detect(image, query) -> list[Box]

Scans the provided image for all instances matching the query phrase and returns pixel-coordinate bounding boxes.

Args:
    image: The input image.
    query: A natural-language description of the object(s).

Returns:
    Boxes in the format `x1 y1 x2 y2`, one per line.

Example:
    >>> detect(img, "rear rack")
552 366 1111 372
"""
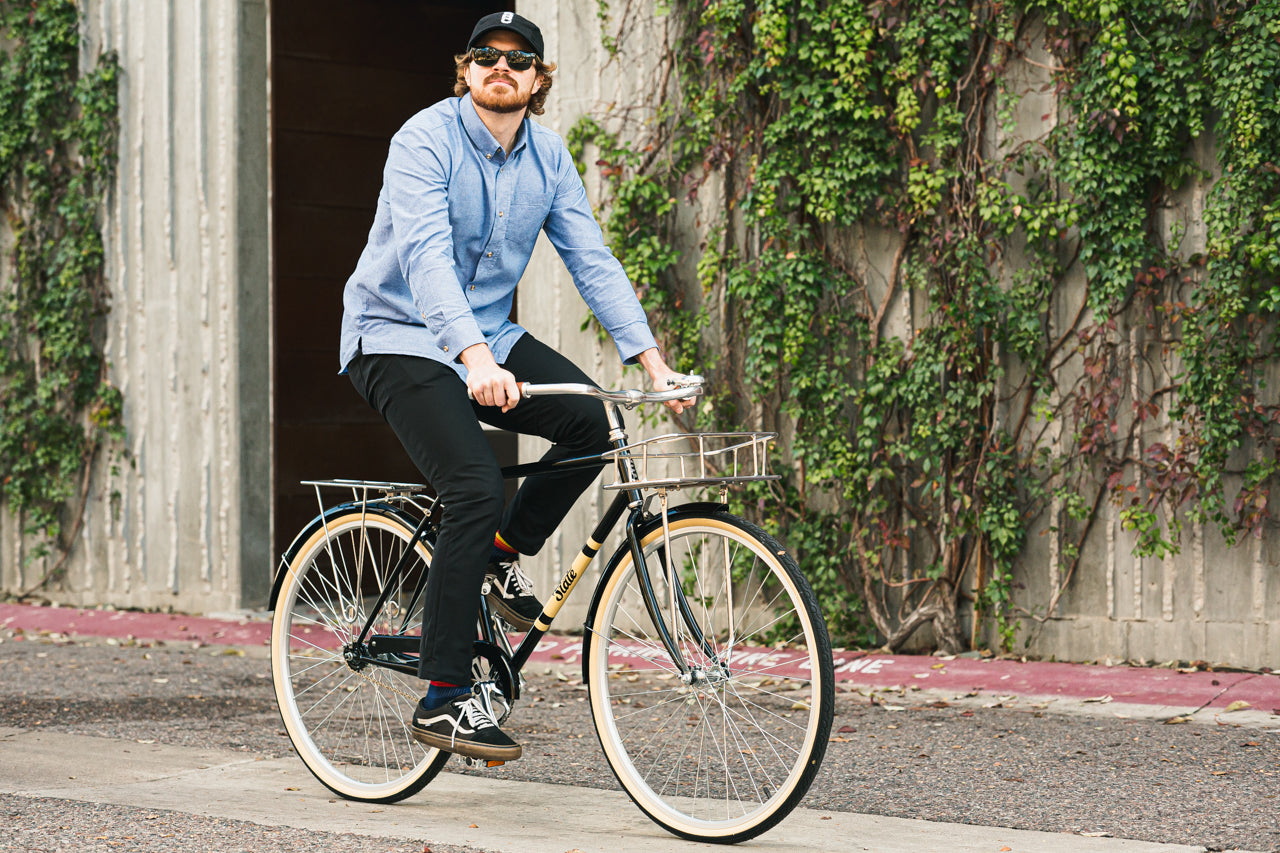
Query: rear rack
301 479 437 515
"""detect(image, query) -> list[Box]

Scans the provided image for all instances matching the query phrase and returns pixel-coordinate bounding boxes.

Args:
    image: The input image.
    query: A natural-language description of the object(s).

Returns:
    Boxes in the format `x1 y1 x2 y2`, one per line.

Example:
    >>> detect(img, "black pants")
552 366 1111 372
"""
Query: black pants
347 335 611 684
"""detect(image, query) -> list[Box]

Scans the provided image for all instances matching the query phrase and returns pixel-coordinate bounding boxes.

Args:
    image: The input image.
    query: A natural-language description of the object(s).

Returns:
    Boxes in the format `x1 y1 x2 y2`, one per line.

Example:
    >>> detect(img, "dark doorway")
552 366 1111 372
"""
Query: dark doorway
270 0 514 560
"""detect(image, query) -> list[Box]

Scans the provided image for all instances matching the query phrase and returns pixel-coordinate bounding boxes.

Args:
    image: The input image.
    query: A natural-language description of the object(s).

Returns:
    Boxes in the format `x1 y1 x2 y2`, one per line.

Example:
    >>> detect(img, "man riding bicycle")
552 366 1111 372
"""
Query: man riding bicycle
338 11 692 762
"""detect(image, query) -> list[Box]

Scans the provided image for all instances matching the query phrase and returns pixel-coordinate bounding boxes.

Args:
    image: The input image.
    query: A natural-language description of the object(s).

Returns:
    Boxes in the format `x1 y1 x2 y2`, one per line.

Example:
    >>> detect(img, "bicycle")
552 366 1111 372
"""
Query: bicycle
268 376 835 843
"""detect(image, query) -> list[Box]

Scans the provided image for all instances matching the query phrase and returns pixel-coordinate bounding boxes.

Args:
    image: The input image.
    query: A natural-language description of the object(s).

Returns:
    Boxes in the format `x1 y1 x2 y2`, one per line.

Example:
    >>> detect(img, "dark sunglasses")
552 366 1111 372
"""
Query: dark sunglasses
470 46 537 71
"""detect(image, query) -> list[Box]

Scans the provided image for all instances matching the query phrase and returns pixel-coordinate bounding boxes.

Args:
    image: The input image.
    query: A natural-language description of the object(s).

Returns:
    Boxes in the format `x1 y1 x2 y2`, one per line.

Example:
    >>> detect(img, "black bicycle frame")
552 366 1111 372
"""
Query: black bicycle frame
354 402 715 680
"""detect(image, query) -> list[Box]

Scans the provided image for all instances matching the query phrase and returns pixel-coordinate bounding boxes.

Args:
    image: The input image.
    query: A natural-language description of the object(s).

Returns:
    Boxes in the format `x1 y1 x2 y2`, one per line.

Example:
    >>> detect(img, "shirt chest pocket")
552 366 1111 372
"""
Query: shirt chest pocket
504 191 553 248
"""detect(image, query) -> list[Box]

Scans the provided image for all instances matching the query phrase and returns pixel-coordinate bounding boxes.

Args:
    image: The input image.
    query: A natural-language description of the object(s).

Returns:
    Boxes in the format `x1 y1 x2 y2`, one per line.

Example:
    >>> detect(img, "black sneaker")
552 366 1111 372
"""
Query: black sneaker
410 689 522 761
484 559 542 630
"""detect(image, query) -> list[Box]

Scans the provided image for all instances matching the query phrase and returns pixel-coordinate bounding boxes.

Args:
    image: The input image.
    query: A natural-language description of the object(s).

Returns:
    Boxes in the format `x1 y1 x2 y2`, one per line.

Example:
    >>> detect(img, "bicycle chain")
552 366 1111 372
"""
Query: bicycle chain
353 665 421 704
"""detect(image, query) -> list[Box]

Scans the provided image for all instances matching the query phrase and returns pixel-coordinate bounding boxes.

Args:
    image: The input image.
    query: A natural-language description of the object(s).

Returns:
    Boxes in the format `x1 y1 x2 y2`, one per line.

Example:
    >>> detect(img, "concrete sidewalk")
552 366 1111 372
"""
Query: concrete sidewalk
0 726 1212 853
4 601 1277 728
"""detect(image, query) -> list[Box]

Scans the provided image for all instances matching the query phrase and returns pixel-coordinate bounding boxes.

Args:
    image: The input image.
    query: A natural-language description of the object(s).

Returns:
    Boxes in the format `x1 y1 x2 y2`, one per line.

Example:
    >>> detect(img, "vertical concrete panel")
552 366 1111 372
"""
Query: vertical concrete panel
234 0 271 607
512 0 671 625
0 0 269 614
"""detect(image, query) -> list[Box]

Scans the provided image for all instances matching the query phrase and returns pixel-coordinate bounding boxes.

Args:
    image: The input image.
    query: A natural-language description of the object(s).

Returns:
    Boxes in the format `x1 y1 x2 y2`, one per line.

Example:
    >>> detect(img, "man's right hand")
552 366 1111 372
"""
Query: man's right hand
461 343 521 412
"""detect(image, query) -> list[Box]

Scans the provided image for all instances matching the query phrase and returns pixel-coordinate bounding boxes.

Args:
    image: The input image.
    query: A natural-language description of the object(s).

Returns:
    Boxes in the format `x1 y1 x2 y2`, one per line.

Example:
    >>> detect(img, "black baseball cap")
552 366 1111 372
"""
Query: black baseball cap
468 11 545 60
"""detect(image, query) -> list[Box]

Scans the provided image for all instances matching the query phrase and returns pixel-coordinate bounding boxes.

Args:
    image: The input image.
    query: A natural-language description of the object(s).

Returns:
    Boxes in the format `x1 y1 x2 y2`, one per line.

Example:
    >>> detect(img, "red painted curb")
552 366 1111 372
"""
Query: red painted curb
4 602 1277 714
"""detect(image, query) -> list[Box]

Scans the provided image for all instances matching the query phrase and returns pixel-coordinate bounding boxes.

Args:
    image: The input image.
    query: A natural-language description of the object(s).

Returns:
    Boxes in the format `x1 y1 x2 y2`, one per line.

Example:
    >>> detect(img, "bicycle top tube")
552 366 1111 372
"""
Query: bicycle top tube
473 374 705 410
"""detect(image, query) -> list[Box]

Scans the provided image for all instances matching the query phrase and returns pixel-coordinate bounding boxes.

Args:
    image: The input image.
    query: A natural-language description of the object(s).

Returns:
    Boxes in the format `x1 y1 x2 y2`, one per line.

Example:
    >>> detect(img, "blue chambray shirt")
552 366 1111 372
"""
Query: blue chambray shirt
339 93 658 376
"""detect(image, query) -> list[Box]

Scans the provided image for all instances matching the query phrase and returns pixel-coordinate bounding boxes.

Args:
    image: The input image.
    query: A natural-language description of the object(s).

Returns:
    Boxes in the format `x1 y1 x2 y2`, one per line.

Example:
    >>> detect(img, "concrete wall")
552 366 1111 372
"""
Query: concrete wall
0 0 271 613
2 0 1272 668
985 25 1278 668
515 2 1279 668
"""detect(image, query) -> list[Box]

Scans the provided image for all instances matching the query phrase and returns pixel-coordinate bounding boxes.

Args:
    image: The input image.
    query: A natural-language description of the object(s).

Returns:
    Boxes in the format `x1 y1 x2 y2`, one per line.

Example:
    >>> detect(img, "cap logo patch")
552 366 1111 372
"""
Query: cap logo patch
501 12 514 23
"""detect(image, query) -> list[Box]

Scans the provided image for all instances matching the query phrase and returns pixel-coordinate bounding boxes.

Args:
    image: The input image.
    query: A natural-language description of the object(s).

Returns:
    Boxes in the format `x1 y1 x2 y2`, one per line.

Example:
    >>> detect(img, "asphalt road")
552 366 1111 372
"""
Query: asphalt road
1 631 1276 852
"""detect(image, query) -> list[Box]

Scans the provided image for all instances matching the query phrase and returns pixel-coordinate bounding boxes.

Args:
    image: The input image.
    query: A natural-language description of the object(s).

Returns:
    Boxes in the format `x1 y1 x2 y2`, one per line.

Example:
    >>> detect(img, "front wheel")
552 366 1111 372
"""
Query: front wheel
271 506 449 803
583 510 834 843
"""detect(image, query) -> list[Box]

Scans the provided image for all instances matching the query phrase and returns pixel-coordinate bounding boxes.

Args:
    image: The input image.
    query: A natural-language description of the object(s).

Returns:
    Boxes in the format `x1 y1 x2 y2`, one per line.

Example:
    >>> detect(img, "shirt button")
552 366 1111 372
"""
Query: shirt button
486 252 493 257
442 345 449 353
498 211 503 217
486 154 492 159
470 285 476 291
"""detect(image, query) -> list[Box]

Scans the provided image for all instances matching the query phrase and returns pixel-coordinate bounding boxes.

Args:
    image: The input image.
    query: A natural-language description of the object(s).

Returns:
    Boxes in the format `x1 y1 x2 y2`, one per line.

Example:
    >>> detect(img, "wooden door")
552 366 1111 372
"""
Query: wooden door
271 0 515 560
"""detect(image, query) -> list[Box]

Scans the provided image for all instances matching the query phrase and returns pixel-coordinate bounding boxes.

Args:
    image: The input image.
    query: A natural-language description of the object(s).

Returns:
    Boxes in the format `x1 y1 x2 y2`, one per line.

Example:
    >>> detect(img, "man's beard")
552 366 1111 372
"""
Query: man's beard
471 74 532 114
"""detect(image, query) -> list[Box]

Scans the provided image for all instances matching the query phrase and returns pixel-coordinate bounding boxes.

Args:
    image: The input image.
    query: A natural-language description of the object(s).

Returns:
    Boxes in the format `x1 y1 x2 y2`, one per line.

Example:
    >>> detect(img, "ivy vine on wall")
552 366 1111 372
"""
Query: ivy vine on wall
0 1 121 577
575 0 1280 651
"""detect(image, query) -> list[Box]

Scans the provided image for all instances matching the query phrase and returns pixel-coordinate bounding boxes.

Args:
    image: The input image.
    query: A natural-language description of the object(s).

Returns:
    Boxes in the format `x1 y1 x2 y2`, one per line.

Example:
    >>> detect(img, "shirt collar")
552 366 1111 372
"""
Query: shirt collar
459 92 529 162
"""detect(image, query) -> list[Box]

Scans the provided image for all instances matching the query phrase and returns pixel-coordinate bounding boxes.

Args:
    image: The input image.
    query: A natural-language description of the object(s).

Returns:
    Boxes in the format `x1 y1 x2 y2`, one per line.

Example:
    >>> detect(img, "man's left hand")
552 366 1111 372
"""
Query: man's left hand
636 348 697 415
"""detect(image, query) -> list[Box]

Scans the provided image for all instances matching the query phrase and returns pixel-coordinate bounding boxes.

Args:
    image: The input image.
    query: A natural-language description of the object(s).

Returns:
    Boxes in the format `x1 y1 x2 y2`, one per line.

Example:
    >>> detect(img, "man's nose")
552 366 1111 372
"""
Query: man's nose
493 55 511 71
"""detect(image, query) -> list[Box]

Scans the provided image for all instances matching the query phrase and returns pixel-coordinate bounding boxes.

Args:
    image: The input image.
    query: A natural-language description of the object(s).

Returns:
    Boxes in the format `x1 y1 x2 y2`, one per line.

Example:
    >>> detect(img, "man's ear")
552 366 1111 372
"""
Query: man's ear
532 73 544 95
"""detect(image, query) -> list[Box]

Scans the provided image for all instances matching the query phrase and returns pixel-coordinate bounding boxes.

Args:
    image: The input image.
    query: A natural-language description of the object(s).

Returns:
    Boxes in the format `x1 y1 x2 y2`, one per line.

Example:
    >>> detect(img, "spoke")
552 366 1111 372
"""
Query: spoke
294 569 357 642
623 685 692 779
652 697 703 798
713 690 787 801
287 652 345 684
299 666 364 727
609 687 694 723
690 689 756 815
729 607 806 656
718 691 808 753
286 630 344 658
600 616 682 676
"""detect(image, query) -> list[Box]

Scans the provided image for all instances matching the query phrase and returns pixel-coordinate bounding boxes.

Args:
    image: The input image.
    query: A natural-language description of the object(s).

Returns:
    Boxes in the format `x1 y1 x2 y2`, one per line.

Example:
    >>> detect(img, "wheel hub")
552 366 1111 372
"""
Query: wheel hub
682 663 731 691
342 641 369 671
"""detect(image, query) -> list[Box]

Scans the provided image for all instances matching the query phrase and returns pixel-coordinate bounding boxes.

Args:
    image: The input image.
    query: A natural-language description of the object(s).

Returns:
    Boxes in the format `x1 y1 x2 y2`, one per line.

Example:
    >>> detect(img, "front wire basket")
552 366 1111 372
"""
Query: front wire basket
602 431 779 491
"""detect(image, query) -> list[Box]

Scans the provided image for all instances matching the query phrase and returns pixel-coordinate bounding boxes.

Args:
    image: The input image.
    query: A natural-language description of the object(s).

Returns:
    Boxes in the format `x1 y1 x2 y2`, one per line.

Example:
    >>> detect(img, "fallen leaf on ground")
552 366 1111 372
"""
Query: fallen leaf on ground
1223 700 1251 712
1165 715 1193 724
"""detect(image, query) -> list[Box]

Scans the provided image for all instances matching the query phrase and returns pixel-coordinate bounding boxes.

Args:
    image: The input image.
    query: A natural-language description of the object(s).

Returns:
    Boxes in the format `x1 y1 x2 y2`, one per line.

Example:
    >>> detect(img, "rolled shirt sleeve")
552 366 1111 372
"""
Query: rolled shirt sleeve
543 149 658 364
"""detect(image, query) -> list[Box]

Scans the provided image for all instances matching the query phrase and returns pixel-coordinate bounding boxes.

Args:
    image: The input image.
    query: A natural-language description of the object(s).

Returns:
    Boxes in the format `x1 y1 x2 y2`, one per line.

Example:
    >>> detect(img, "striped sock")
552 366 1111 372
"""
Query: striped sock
490 531 518 564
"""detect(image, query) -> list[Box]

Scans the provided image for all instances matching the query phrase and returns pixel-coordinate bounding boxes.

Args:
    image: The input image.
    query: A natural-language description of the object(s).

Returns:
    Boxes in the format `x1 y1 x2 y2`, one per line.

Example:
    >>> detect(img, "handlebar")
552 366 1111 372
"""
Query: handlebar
468 375 705 409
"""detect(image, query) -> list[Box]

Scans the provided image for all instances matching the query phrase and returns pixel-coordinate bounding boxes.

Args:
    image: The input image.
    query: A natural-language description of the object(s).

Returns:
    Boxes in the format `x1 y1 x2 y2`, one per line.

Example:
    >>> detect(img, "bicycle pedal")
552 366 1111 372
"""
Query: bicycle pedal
461 756 506 769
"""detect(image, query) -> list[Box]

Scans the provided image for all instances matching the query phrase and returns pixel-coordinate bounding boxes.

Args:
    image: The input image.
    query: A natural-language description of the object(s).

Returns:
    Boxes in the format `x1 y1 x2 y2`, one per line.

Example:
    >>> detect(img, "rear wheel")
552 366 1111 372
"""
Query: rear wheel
270 506 448 803
584 510 834 842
